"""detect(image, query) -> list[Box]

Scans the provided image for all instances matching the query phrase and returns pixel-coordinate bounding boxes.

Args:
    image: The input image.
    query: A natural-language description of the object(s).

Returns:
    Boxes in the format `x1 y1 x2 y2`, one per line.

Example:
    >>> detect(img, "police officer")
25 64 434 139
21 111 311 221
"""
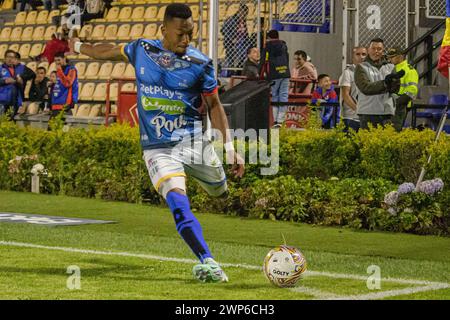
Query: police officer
387 47 419 132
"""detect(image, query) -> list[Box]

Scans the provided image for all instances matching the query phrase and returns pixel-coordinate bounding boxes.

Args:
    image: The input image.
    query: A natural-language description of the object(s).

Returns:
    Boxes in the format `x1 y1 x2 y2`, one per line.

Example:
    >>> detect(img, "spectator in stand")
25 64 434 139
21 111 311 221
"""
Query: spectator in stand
221 4 249 71
14 52 36 106
19 0 40 11
29 67 50 111
51 53 78 117
354 38 399 129
312 74 339 129
260 30 291 128
44 0 58 10
291 50 318 95
338 46 367 132
32 32 70 64
0 50 21 118
45 71 57 113
242 47 260 80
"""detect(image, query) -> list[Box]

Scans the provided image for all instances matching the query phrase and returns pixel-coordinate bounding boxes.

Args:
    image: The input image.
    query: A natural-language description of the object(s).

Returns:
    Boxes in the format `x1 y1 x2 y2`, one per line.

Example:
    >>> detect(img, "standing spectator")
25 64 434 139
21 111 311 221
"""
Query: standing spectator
0 50 20 118
51 53 78 117
221 4 249 70
29 67 50 111
386 47 419 132
32 32 70 64
14 52 36 108
312 74 339 129
290 50 318 94
260 30 291 127
338 46 367 132
354 38 400 129
241 47 260 79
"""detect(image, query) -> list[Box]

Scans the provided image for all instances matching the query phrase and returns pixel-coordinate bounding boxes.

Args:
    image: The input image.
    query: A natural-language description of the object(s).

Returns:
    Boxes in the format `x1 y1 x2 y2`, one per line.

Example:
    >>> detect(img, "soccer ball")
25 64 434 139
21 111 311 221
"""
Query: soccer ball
263 245 307 287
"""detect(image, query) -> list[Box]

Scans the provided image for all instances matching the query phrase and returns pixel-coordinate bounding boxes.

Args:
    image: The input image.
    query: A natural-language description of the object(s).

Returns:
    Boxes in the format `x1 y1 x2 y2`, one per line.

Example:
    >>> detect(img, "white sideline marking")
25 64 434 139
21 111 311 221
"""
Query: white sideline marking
1 240 448 299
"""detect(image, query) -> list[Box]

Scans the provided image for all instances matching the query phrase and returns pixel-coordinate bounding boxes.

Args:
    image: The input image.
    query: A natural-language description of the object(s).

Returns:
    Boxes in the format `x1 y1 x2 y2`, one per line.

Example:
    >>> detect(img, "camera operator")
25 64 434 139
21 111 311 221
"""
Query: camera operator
355 38 404 129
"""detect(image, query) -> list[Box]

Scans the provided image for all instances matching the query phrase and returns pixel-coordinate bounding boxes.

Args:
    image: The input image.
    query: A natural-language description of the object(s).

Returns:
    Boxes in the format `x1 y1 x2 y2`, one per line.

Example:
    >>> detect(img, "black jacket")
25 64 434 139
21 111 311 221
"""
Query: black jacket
260 39 291 80
29 77 49 102
242 59 259 80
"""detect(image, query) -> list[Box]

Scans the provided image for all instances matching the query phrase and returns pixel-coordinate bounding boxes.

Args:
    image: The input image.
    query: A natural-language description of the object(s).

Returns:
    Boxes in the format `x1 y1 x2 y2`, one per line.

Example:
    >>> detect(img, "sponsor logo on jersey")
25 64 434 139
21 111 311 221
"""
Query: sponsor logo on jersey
139 84 183 100
141 96 186 115
151 114 188 139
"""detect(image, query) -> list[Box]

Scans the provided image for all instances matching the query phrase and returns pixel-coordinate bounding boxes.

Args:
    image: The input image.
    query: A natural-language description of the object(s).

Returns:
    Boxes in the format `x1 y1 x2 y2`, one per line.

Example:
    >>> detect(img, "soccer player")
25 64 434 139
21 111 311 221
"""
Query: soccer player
69 3 245 283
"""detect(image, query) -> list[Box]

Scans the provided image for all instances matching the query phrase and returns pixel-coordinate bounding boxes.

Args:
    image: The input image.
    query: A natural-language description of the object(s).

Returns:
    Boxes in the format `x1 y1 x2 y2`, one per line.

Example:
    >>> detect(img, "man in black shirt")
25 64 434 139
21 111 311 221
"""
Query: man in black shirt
242 47 260 79
29 67 50 111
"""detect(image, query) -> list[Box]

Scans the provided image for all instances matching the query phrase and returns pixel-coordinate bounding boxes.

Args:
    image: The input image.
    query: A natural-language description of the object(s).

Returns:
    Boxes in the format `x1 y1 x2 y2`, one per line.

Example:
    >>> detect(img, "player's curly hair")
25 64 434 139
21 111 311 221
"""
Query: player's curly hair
164 3 192 23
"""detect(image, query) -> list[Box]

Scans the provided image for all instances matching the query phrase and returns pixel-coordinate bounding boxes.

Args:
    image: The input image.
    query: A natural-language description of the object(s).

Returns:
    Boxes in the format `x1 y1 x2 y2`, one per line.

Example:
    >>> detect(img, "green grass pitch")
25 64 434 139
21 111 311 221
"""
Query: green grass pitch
0 190 449 300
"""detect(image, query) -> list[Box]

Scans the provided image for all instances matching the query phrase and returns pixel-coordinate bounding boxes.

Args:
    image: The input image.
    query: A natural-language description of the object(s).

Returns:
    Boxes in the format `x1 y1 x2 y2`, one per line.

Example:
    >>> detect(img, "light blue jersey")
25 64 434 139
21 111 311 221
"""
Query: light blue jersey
122 39 218 150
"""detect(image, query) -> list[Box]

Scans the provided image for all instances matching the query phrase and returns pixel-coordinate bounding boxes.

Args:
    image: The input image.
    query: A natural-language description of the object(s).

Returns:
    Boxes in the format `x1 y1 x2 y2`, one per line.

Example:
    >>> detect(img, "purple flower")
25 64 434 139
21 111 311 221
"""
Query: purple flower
398 182 415 195
418 178 444 195
384 191 399 206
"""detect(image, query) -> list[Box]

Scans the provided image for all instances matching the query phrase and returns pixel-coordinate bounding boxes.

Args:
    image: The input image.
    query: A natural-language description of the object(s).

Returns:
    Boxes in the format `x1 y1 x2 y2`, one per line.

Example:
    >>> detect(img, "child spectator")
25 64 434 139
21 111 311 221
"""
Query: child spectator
44 71 57 113
312 74 339 129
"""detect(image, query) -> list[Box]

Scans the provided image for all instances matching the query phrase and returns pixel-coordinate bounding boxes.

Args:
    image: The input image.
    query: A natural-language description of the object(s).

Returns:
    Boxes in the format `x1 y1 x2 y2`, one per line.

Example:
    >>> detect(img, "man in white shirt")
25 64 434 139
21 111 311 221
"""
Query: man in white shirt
339 46 367 132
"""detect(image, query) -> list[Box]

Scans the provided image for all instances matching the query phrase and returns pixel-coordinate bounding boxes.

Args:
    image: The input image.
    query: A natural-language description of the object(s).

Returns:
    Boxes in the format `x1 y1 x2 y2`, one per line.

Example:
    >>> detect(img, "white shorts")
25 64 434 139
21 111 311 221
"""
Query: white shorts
143 139 227 199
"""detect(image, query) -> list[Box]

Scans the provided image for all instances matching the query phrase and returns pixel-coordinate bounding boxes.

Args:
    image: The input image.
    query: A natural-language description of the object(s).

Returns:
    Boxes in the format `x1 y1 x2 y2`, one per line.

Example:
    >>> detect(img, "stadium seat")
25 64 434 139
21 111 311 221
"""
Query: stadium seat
156 24 163 38
129 24 144 39
109 83 119 101
156 6 167 21
89 104 102 117
38 61 49 72
201 42 208 55
21 26 34 41
226 3 239 17
77 82 83 96
143 23 157 38
10 27 23 42
91 25 106 40
131 6 145 21
18 44 30 59
93 83 108 101
201 22 207 39
74 62 87 79
124 63 135 78
47 10 60 24
76 104 91 117
190 5 199 20
218 4 227 20
0 27 11 42
0 44 8 58
85 62 100 79
1 0 14 11
25 11 38 24
97 62 113 80
24 81 32 99
26 61 37 73
218 41 225 59
26 102 39 115
44 25 57 41
103 24 118 40
47 62 56 75
79 82 95 100
8 44 19 53
105 7 120 22
111 62 127 78
36 10 49 24
79 24 93 40
12 11 27 25
117 24 131 40
143 6 158 21
32 26 45 41
29 43 43 57
118 7 133 21
192 23 198 39
121 82 135 92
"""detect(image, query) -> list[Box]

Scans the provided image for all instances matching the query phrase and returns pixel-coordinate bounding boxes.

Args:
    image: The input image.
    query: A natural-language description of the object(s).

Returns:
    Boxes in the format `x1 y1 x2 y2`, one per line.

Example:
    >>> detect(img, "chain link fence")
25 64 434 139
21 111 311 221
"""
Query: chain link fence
355 0 408 49
219 0 262 72
277 0 327 26
426 0 446 19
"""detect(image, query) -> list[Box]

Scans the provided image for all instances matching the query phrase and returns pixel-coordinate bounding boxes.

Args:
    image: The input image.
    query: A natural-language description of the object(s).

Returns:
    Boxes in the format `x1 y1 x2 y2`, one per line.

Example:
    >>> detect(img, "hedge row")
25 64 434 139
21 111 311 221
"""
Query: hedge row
0 118 448 235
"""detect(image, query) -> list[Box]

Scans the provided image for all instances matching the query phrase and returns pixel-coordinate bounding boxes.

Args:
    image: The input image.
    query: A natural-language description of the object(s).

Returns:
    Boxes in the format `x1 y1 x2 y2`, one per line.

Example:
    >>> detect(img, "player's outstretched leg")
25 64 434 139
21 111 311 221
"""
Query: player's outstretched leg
165 190 228 283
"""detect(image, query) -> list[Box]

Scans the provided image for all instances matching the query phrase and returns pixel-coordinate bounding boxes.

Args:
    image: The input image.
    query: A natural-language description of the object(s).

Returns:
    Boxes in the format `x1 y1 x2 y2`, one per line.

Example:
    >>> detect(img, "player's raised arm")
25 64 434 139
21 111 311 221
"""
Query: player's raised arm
69 37 128 62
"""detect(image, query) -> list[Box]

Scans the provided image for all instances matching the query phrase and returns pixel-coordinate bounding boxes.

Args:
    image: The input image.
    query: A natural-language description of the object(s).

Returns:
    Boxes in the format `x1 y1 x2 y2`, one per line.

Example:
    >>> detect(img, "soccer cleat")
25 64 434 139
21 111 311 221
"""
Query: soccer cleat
193 258 229 283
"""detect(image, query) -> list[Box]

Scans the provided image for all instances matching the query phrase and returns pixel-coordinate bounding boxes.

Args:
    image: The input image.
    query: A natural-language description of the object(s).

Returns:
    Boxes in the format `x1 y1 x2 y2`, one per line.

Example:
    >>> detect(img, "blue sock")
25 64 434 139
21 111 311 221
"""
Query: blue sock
166 191 212 263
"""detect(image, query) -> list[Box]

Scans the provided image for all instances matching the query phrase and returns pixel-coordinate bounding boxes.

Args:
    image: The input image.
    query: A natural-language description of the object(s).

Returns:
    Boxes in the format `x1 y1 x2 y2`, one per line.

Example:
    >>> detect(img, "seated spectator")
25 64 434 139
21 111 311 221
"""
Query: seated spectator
43 71 57 113
32 32 70 64
51 53 78 117
14 52 36 102
44 0 58 10
291 50 318 94
312 74 339 129
241 47 260 80
0 50 20 119
29 67 49 111
19 0 41 11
